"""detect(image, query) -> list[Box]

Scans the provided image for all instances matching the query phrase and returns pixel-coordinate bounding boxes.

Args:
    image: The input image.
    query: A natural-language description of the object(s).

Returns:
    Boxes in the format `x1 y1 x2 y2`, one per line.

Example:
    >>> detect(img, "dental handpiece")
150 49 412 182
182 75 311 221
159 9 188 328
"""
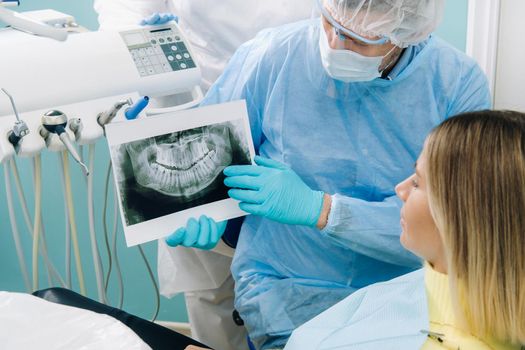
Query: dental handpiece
1 88 29 148
97 98 133 127
40 110 89 176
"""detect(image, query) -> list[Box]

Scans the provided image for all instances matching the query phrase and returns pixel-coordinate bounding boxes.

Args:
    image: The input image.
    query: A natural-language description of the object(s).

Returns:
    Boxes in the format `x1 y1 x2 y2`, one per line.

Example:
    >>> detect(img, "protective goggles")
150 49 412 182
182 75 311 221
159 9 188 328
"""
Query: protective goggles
316 0 389 45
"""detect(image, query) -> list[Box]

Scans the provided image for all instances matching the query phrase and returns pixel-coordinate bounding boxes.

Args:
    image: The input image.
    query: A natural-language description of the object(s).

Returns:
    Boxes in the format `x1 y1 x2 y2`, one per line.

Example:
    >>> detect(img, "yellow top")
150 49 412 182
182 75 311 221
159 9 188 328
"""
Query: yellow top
420 266 521 350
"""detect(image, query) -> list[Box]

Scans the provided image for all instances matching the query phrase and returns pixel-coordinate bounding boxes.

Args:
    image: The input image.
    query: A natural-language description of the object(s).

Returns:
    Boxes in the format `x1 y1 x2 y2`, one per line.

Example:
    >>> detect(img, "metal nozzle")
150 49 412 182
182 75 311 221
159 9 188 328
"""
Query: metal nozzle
59 132 89 176
2 88 29 149
1 88 21 122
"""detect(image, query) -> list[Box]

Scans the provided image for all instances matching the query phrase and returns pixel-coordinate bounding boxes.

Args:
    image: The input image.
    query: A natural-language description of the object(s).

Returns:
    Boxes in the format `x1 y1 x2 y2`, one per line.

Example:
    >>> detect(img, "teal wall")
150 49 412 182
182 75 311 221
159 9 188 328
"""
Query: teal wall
435 0 469 51
0 0 468 323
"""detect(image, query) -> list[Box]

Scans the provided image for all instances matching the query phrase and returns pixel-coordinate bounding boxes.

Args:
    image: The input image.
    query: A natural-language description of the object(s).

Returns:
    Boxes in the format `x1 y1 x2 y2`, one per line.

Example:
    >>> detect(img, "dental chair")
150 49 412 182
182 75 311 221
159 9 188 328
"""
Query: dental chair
33 288 210 350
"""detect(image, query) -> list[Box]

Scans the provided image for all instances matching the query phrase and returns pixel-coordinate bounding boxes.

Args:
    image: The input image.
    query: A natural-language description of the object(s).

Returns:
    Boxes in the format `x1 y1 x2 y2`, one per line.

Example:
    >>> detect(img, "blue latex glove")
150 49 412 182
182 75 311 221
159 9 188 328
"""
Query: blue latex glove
224 156 325 227
165 215 227 250
140 13 178 26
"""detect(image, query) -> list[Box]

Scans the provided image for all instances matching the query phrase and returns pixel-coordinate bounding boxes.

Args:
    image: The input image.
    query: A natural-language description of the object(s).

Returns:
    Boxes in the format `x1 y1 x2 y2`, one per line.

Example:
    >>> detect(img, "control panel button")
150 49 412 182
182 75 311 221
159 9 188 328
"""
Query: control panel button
161 62 172 72
153 65 163 74
149 56 160 64
123 27 193 76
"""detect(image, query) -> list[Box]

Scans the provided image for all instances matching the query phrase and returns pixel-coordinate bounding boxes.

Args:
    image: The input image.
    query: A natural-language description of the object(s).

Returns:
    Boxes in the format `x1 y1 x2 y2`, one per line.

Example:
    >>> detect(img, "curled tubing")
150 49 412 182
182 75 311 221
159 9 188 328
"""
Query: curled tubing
62 151 87 295
87 144 107 303
137 244 160 322
112 182 124 309
31 155 42 291
58 153 72 288
12 158 65 287
4 163 31 291
103 162 114 296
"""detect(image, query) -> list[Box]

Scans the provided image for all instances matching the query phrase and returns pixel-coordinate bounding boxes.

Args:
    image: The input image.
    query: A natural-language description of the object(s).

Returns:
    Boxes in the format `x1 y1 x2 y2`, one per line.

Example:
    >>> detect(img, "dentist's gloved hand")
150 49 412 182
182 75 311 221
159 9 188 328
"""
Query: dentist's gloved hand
224 156 324 227
140 13 178 26
165 215 227 250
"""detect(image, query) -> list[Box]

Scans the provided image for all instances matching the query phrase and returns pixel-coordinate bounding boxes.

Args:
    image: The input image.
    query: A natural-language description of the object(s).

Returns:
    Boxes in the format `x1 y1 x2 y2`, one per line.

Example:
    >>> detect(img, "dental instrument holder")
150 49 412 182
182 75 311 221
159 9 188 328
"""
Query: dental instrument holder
68 117 83 140
97 98 133 129
1 88 29 150
40 110 89 176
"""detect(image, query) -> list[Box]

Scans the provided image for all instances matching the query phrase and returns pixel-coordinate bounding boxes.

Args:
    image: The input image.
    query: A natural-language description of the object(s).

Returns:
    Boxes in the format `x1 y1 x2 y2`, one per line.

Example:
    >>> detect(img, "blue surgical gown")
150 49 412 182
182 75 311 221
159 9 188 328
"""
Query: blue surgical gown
200 19 491 349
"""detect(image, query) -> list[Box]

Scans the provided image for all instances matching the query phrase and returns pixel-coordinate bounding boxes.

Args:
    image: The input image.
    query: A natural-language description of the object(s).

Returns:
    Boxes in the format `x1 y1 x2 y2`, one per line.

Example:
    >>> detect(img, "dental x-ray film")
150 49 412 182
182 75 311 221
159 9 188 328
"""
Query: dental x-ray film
105 100 255 246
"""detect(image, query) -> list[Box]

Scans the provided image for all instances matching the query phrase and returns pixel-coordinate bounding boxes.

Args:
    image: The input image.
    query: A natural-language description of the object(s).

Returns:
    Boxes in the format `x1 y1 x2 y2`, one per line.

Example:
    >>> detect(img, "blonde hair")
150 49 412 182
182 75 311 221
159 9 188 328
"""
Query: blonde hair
425 110 525 344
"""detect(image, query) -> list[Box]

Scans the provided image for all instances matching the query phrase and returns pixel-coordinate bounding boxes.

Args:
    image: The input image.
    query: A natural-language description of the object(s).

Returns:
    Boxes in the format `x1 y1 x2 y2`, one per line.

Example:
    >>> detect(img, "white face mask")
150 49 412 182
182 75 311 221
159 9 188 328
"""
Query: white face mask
319 25 390 83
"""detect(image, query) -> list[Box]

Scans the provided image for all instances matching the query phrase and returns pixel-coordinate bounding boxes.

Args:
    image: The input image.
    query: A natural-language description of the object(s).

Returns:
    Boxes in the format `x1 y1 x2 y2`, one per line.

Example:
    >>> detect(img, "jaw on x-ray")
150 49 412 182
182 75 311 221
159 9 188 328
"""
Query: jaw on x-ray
115 121 251 226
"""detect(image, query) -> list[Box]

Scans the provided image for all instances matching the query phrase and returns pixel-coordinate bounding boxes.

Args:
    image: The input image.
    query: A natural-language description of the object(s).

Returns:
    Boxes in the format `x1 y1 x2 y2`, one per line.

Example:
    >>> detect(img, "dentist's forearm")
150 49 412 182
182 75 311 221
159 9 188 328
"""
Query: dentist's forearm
316 193 332 230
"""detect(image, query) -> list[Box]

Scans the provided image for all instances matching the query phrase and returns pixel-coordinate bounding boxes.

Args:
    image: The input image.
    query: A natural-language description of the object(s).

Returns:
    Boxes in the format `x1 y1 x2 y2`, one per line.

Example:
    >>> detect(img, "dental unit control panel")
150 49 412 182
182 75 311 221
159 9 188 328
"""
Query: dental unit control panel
0 9 203 164
123 27 196 77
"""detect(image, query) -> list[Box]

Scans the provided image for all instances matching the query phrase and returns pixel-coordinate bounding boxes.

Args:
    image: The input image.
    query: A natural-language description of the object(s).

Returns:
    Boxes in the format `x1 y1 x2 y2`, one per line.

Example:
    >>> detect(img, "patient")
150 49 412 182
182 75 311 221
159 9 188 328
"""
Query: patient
283 110 525 349
185 110 525 349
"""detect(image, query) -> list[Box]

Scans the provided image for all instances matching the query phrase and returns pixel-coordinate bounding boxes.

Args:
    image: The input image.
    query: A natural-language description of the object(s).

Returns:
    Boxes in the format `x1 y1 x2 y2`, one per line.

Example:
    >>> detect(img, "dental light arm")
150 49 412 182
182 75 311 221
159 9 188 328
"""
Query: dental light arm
0 5 68 41
0 1 20 8
40 110 89 176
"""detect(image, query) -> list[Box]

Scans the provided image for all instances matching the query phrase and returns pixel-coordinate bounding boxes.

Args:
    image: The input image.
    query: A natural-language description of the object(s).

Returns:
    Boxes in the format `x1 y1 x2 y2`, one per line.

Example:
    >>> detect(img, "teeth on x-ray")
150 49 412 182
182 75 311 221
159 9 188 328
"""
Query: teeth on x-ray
126 125 233 197
155 140 211 170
